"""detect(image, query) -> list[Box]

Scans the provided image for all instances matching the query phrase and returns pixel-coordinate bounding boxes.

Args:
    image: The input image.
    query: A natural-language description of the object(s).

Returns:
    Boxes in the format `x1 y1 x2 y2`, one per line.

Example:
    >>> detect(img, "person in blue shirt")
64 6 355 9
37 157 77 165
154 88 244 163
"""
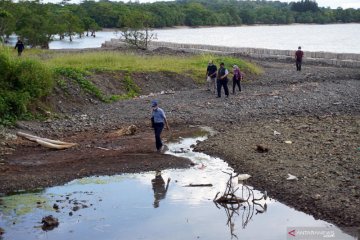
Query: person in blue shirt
151 100 170 153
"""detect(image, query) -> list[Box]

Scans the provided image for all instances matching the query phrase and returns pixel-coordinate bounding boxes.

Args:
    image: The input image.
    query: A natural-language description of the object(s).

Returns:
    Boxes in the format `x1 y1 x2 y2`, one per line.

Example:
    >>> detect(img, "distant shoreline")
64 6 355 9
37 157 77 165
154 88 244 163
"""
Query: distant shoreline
102 22 360 32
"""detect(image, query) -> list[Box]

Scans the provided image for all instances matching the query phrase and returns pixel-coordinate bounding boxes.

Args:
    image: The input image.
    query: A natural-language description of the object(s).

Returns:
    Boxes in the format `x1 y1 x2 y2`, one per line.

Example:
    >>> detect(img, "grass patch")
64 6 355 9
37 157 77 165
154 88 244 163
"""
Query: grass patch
104 74 141 101
54 67 104 100
54 67 141 102
44 51 262 83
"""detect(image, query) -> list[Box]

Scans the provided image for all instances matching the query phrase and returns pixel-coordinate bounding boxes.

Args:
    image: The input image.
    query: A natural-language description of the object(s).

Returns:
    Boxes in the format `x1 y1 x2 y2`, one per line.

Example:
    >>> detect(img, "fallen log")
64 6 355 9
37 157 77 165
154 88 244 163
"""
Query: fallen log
215 194 246 204
17 132 77 149
17 132 76 145
35 139 76 150
184 183 213 187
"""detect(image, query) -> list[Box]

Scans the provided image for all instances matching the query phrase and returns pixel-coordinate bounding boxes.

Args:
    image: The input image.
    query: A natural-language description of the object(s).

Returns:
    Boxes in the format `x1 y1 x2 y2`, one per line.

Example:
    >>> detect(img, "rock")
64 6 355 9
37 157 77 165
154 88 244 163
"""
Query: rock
313 194 321 200
273 130 281 135
296 124 309 130
53 203 59 210
256 145 269 153
0 227 4 235
286 174 298 181
41 215 59 231
72 206 80 211
238 174 251 181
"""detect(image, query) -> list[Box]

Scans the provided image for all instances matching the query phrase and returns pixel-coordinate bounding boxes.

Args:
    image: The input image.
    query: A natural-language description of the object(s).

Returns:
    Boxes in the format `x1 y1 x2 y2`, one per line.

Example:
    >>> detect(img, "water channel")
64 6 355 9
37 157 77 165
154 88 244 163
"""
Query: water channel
0 129 355 240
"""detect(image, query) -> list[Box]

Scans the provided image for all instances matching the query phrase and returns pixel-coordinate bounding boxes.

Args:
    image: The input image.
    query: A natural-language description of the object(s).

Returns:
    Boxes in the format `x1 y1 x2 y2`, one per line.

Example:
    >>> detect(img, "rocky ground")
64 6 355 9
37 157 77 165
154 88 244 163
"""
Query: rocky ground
0 49 359 229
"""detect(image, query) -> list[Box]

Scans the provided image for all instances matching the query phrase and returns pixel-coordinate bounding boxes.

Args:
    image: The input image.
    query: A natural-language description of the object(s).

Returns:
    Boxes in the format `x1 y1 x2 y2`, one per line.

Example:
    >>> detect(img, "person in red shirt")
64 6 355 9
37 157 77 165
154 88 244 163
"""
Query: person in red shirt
295 46 304 71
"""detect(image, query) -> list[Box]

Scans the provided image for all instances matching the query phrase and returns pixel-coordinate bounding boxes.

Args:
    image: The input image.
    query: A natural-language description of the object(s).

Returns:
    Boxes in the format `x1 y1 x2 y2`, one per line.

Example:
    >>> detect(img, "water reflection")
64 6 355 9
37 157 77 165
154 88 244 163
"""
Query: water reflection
151 171 170 208
213 172 268 238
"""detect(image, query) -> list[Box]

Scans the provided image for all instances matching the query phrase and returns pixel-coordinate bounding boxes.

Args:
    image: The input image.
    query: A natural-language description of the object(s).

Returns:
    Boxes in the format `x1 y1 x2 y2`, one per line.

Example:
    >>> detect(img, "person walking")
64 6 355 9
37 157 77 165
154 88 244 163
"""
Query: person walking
295 46 304 71
232 65 242 94
14 39 25 56
206 60 217 93
216 62 229 98
151 100 170 153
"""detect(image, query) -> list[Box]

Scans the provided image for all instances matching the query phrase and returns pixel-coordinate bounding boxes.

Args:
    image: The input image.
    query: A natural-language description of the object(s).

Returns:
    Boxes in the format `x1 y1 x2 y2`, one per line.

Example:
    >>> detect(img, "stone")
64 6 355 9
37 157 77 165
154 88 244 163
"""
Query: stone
256 145 269 153
313 194 321 200
41 215 59 231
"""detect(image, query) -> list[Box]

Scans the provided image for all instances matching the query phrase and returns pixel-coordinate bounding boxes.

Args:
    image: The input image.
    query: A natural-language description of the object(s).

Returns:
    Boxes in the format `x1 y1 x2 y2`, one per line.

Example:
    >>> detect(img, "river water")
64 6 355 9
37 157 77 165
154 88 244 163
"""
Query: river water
0 129 355 240
36 24 360 53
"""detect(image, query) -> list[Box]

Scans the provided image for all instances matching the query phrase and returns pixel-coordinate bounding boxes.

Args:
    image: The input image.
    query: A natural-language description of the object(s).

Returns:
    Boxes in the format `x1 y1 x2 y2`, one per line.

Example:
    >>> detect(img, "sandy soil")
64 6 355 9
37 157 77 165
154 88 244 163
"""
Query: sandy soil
0 49 359 229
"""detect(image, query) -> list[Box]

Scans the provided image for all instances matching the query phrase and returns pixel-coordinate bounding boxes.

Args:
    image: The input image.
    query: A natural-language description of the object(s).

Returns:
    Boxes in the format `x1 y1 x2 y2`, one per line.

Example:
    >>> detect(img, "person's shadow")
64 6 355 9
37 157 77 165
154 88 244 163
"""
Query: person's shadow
151 171 171 208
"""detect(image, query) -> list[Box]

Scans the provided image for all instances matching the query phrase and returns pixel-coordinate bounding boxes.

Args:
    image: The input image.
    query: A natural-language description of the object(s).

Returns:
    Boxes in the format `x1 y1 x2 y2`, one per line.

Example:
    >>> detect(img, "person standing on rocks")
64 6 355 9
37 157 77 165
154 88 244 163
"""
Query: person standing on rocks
217 62 229 98
14 39 25 56
232 65 243 94
295 46 304 71
151 100 170 153
206 60 217 93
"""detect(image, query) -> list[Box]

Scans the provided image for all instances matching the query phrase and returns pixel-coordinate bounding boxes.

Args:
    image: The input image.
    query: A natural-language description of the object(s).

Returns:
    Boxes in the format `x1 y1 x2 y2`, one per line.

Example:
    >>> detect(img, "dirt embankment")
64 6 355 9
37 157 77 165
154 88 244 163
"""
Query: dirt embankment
1 48 359 228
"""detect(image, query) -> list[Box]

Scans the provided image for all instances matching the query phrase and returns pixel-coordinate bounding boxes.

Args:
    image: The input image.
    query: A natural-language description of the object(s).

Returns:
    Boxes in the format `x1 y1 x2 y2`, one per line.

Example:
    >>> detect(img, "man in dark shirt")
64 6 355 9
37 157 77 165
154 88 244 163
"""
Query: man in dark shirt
216 62 229 98
14 39 25 56
295 46 304 71
206 60 217 93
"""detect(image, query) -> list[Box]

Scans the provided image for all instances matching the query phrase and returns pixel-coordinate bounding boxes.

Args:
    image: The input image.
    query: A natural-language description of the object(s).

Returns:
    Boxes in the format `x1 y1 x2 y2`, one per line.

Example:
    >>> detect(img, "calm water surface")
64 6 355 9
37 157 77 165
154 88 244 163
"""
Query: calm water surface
0 131 354 240
30 24 360 53
154 24 360 53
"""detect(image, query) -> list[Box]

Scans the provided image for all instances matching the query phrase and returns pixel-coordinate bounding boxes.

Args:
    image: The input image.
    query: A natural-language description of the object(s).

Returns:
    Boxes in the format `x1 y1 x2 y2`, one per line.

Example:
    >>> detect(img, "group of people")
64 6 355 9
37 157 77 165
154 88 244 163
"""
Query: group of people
151 46 305 153
206 60 243 98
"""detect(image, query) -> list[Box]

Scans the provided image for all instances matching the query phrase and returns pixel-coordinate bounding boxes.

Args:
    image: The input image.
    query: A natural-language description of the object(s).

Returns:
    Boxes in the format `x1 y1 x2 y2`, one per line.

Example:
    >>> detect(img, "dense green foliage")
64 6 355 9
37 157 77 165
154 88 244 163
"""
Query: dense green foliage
1 0 359 48
0 47 53 124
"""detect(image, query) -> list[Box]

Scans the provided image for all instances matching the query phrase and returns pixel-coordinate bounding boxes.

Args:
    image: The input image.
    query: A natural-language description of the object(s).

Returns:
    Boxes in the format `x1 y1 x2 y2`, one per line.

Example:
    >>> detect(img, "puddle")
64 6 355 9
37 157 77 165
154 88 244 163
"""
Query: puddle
0 130 356 240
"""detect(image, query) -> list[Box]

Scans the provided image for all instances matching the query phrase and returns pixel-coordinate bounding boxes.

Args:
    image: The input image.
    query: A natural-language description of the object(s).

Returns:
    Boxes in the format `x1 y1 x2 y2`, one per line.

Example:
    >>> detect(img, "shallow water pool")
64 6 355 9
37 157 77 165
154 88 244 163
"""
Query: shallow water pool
0 131 355 240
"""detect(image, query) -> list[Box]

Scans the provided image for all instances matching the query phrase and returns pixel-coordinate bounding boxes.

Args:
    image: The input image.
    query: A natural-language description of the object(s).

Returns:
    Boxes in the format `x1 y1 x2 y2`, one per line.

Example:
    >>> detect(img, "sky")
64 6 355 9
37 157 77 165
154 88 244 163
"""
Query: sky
42 0 360 9
131 0 360 9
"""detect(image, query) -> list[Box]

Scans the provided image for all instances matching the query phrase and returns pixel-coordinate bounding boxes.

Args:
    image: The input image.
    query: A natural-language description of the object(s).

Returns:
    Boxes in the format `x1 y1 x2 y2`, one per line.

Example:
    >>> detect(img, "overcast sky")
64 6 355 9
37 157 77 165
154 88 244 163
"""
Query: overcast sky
42 0 360 9
130 0 360 9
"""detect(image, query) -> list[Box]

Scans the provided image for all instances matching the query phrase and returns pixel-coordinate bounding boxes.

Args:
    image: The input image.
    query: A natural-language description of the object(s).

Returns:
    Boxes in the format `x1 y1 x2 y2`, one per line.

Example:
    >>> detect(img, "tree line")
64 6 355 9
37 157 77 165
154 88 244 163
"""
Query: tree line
1 0 359 48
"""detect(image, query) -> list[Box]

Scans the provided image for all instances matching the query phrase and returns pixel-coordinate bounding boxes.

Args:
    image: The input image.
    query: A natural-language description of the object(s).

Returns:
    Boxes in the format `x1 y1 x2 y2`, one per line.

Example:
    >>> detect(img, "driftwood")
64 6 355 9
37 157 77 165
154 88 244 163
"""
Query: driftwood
214 172 268 237
184 183 213 187
108 125 137 137
17 132 77 150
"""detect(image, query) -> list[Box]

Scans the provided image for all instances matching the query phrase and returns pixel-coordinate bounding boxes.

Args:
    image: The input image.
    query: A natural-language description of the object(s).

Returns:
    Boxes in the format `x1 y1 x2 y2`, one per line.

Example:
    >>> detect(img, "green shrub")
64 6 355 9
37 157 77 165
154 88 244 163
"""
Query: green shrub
0 49 12 88
0 95 7 115
0 48 54 124
124 74 140 97
15 59 53 98
54 67 104 100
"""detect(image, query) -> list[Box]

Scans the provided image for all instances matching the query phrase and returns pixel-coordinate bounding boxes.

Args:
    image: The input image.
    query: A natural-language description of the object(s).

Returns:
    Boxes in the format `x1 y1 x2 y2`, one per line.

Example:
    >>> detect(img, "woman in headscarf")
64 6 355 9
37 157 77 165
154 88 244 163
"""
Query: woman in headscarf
232 65 243 94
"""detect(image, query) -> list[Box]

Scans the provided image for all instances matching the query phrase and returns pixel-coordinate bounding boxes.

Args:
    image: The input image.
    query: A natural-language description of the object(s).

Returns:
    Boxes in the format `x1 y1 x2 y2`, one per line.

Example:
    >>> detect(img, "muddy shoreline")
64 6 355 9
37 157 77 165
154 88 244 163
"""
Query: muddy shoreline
1 50 359 229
